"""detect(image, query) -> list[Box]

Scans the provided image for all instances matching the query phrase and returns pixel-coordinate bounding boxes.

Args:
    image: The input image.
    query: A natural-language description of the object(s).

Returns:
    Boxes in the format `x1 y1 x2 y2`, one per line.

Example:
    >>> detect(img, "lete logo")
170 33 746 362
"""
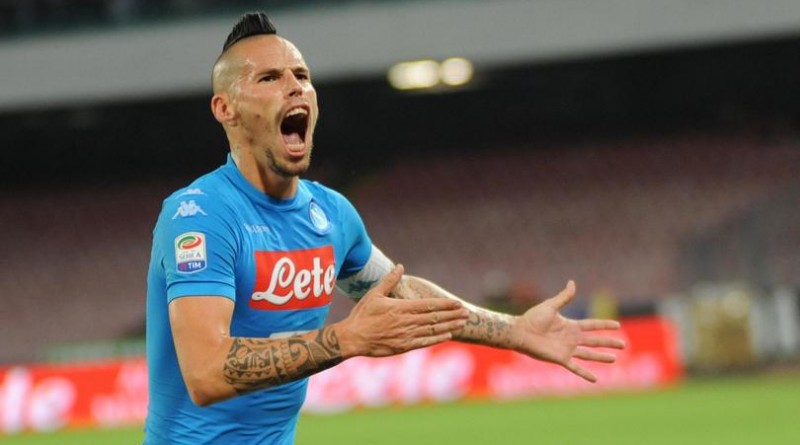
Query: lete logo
250 246 336 310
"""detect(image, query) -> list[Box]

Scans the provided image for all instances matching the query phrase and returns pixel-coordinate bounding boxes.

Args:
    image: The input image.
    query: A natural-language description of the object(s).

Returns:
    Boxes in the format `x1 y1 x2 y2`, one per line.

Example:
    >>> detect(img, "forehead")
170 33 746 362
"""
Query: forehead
232 35 308 70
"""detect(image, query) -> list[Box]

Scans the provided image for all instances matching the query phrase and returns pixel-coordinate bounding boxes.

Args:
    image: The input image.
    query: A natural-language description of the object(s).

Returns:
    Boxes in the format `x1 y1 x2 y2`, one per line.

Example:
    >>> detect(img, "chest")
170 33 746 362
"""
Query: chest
229 200 344 335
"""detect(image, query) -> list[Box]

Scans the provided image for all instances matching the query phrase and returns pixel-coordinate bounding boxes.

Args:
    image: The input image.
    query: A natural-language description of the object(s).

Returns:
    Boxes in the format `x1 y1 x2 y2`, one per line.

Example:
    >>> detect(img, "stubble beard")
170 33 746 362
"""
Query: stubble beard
265 143 313 178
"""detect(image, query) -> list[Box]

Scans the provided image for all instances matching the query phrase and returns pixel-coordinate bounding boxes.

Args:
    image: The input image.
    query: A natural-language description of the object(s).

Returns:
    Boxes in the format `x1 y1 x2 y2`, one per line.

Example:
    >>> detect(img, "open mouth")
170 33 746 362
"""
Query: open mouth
280 107 309 151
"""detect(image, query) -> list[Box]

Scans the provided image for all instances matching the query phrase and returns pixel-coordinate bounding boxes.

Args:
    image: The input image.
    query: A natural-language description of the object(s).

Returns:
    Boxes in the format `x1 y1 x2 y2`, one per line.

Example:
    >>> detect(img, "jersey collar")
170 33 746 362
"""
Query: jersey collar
220 154 311 212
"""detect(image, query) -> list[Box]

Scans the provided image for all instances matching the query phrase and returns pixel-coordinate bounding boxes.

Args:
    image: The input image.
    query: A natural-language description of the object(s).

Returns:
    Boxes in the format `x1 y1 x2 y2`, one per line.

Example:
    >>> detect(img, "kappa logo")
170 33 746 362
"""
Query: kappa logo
172 200 207 220
250 246 336 311
175 232 207 273
178 188 205 197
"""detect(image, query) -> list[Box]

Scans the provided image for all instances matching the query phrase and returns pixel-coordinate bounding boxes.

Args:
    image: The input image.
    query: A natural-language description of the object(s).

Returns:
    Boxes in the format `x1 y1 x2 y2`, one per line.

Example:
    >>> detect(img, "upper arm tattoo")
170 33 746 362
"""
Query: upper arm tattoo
222 326 343 395
344 279 378 297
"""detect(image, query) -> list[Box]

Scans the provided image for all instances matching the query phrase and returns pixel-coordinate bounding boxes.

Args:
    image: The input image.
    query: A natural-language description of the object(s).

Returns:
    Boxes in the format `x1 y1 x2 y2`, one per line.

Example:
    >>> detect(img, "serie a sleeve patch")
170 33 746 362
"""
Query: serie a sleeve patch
174 232 208 273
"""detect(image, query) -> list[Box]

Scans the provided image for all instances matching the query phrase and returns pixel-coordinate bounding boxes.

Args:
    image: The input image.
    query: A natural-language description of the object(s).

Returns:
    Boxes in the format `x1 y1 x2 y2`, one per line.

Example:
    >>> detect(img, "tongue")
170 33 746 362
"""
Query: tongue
283 132 303 146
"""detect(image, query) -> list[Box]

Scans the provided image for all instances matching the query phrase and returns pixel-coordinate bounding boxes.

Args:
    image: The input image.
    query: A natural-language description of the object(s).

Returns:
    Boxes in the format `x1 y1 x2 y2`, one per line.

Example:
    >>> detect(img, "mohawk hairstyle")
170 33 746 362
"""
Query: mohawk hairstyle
222 12 277 53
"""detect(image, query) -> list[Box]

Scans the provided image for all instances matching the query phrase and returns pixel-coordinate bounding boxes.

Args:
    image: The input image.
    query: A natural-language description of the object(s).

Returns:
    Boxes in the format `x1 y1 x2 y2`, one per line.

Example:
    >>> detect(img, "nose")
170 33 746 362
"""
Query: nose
286 71 303 97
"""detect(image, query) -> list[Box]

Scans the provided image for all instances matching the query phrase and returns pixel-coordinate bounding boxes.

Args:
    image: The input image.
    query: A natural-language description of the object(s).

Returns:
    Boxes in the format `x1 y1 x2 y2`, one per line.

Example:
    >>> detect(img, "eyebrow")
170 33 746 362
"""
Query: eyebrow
255 66 310 77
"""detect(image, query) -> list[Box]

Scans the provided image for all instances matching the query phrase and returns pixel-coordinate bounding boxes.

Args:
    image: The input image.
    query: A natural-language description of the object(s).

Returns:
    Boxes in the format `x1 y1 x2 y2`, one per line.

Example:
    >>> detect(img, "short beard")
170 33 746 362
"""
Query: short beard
265 145 312 178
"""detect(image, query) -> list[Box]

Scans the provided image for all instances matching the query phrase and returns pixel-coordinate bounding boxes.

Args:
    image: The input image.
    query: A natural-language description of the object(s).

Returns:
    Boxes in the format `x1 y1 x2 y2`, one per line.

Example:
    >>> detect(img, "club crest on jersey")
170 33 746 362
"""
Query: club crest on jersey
308 201 330 234
175 232 207 273
250 246 336 311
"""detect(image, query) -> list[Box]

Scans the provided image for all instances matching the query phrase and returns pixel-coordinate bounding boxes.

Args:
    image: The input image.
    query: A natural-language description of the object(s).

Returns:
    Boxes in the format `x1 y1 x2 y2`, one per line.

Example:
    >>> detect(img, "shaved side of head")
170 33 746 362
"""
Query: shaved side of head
212 12 278 97
212 51 246 96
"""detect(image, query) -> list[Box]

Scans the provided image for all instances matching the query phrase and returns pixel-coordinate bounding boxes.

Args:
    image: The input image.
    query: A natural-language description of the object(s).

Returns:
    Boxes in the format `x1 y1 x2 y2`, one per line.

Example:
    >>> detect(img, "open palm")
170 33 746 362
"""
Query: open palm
511 280 626 382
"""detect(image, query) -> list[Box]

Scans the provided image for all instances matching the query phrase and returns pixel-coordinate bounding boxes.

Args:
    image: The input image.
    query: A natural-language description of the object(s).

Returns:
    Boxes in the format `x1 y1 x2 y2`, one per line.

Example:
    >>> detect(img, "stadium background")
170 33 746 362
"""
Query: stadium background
1 0 799 443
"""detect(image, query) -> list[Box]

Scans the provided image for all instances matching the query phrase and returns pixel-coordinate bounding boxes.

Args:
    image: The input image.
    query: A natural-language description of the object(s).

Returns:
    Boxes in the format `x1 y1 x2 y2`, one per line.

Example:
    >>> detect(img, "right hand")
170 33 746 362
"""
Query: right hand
335 265 470 358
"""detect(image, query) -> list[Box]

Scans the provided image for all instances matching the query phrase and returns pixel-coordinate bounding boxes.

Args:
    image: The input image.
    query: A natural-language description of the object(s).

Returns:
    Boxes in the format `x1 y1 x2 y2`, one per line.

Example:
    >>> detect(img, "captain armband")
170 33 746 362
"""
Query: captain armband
336 246 394 301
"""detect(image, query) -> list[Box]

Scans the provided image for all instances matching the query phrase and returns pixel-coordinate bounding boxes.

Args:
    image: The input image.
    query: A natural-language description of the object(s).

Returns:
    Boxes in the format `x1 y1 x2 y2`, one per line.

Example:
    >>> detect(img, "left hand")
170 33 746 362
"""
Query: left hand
509 280 626 382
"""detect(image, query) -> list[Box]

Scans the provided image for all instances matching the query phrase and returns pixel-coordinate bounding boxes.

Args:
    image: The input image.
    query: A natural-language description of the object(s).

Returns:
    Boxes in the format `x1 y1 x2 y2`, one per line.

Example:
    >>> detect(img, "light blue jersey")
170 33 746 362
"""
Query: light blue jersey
144 155 372 444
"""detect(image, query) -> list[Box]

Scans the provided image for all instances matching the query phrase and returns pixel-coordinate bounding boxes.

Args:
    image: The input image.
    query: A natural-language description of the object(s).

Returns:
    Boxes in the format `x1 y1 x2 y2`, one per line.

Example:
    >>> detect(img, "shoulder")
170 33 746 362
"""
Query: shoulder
162 169 236 213
156 168 243 235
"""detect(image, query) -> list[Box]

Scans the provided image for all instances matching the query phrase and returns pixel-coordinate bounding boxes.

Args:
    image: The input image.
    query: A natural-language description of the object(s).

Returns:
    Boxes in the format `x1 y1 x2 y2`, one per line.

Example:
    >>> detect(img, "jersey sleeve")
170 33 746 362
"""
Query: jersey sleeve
154 195 239 303
335 193 373 278
336 245 394 300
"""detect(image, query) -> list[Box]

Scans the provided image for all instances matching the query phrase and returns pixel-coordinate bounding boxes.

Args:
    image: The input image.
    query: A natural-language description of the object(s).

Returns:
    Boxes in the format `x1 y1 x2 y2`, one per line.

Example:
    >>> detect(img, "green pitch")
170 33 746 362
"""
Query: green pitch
4 374 798 445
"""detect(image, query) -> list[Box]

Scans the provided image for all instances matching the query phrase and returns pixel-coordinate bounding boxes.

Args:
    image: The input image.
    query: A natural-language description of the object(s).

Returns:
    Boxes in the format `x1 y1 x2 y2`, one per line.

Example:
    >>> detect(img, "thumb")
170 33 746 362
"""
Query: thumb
366 264 404 297
549 280 576 309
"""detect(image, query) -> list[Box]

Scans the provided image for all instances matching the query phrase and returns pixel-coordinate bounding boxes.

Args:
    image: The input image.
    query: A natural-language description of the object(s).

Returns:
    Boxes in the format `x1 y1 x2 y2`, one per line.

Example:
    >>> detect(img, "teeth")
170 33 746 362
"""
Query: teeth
286 108 308 118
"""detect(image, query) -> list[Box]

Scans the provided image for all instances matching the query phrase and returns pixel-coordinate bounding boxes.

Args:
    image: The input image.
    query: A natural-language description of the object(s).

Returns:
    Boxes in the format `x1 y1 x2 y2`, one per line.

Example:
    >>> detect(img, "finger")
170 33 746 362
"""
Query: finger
565 361 597 383
548 280 576 309
573 347 617 363
579 336 627 349
412 332 453 350
426 308 470 324
578 319 621 331
415 318 468 337
368 264 404 296
437 318 468 333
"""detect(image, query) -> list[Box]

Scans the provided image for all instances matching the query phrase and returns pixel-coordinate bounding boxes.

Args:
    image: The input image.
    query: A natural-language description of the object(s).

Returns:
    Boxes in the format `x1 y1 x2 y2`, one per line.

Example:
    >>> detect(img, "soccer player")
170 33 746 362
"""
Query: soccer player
145 12 626 445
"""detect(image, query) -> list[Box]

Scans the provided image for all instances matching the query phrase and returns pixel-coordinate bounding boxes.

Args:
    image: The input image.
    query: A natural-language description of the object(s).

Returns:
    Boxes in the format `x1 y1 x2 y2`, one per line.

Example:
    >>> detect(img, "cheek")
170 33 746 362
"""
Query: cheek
238 105 272 131
237 91 273 120
238 110 261 131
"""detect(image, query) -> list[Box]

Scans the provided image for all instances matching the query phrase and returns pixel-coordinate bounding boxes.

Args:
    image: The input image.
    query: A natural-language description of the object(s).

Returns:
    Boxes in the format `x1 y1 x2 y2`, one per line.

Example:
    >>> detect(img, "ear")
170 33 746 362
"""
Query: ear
211 94 237 126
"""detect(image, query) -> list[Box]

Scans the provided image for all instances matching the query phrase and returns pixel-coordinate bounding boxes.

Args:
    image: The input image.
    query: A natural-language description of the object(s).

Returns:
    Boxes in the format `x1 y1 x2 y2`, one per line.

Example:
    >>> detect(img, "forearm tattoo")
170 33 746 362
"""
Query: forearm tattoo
222 326 343 395
393 278 514 349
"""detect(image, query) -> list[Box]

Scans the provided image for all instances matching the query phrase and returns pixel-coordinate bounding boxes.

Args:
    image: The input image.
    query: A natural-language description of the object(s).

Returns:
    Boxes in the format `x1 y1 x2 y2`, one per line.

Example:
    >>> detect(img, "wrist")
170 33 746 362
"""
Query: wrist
506 315 524 351
330 321 359 360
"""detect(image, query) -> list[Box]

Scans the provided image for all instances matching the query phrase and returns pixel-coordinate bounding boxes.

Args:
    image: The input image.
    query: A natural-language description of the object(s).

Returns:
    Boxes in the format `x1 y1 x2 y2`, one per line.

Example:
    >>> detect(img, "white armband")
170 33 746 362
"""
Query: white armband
337 245 394 301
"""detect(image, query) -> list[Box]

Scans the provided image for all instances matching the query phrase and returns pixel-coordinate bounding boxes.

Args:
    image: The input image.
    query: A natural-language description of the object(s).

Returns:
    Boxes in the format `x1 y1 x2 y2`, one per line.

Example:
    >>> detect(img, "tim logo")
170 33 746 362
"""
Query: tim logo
250 246 336 311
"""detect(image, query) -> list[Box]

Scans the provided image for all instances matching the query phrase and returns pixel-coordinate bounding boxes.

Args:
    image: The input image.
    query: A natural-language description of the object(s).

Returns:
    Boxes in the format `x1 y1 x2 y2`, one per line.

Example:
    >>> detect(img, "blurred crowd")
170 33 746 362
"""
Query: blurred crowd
0 0 317 33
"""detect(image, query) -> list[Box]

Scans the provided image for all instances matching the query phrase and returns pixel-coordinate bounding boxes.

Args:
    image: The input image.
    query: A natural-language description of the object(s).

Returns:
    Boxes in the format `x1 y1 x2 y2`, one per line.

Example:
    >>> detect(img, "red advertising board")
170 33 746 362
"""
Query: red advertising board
0 316 680 433
0 359 148 433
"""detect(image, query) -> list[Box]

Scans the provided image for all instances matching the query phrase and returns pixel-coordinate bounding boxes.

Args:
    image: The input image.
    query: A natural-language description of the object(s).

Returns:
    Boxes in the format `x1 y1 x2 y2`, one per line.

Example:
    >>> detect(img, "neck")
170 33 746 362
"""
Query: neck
231 147 298 200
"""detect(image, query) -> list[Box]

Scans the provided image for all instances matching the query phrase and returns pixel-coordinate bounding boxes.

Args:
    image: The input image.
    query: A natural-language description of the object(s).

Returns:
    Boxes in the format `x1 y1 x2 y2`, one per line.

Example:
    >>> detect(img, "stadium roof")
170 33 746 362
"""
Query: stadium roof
2 0 800 111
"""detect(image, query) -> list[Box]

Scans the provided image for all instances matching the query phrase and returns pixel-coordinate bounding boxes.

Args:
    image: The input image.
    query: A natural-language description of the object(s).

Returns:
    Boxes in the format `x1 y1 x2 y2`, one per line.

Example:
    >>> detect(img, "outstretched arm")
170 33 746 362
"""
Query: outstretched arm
337 246 625 382
392 276 625 383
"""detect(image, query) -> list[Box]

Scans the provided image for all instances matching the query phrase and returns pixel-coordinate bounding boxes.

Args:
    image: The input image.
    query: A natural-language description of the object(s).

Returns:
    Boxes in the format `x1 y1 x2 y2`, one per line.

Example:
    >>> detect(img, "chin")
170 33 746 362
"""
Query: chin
271 157 311 178
265 144 313 178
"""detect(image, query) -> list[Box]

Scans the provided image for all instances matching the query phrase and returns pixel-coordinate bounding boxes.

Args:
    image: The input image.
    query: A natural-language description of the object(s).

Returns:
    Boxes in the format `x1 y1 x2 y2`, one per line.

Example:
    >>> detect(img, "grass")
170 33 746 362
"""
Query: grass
1 426 144 444
4 374 798 445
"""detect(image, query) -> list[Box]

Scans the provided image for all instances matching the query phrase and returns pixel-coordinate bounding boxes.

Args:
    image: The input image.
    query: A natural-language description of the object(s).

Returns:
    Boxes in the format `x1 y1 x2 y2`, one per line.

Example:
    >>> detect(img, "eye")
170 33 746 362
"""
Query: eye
259 74 279 83
295 71 310 81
